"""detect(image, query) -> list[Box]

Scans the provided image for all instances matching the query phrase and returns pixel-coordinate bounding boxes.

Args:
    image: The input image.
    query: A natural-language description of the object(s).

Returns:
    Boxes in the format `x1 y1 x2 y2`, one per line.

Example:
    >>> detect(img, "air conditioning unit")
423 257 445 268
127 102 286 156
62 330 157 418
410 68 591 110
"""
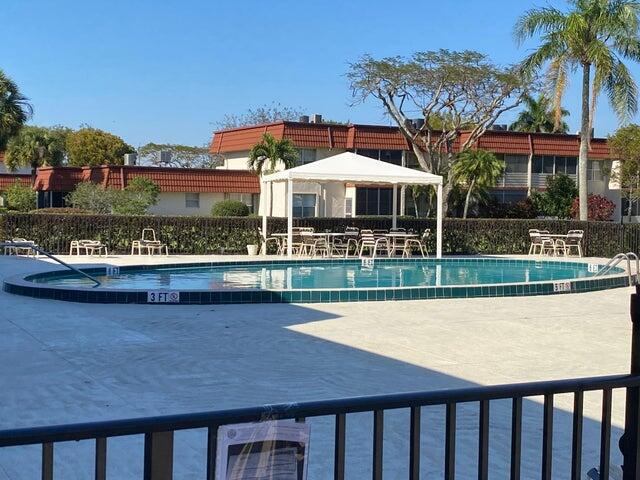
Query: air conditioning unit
159 150 172 164
299 115 310 123
413 118 425 130
124 153 137 166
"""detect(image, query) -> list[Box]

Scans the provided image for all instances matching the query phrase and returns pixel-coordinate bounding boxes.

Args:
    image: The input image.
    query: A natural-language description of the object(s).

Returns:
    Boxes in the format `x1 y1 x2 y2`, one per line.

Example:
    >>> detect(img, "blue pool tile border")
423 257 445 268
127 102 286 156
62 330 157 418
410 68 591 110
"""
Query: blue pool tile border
2 257 632 305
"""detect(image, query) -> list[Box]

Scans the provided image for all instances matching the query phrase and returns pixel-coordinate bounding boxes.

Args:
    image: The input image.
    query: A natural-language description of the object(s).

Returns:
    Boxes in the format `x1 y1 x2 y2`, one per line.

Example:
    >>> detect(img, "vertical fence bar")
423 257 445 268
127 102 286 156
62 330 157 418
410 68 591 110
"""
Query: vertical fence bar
600 388 612 480
206 426 218 480
571 391 583 480
143 431 174 480
95 437 107 480
542 394 554 480
409 406 420 480
334 414 346 480
373 410 383 480
623 286 640 480
445 403 456 480
510 397 522 480
478 400 490 480
41 442 53 480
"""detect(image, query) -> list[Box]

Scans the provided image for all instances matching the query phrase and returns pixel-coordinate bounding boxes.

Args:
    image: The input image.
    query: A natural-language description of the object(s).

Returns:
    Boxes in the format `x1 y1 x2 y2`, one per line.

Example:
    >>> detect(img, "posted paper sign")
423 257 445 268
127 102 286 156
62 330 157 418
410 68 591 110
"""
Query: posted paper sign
216 420 310 480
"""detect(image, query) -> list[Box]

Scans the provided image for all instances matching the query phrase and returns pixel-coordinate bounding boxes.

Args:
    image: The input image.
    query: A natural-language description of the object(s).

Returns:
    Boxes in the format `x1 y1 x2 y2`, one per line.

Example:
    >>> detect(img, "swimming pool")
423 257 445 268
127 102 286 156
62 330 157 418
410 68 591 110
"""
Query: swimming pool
3 257 631 304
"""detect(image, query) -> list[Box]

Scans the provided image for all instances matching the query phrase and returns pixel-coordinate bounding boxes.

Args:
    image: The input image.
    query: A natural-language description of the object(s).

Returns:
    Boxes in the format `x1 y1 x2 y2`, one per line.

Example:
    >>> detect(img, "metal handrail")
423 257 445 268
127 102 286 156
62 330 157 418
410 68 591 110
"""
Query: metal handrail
596 252 639 286
1 242 101 288
0 372 638 447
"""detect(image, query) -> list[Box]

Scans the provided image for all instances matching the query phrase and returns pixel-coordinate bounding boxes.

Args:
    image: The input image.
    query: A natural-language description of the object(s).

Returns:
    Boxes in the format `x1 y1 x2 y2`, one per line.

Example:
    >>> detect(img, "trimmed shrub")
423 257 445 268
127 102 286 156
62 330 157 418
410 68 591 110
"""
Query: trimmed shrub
212 200 250 217
5 181 35 212
0 213 634 257
29 207 92 214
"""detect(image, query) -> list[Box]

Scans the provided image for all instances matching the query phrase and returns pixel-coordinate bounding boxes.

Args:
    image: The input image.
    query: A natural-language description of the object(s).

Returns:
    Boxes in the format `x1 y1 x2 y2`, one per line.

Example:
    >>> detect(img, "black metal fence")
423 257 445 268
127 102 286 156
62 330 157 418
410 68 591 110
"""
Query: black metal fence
2 290 640 479
2 212 640 257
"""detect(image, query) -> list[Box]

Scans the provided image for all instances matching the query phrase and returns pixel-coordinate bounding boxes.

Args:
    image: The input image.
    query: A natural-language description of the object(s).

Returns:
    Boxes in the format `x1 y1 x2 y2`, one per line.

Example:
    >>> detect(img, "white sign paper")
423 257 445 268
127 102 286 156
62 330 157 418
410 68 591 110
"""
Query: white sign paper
216 420 310 480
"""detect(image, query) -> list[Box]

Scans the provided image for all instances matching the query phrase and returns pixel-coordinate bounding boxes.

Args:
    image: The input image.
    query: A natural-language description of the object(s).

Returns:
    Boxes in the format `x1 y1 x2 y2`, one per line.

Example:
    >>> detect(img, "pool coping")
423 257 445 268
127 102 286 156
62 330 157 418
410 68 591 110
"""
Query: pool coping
2 256 633 305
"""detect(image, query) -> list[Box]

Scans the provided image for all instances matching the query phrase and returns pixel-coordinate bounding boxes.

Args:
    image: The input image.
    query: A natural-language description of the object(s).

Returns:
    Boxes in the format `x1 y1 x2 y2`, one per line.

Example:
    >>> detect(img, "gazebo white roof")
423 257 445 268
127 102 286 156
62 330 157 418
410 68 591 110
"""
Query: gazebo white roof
262 151 442 185
261 151 444 259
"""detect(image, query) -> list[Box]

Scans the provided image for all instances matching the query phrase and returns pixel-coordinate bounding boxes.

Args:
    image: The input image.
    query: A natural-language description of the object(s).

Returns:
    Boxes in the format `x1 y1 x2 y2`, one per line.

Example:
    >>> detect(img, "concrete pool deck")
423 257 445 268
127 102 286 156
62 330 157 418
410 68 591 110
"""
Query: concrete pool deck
0 254 634 478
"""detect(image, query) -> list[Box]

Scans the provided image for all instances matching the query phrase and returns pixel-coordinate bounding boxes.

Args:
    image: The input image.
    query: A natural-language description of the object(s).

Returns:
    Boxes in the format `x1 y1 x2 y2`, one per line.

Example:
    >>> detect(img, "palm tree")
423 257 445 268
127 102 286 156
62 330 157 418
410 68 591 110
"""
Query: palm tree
5 126 67 183
515 0 640 221
509 94 570 133
452 149 505 218
247 133 298 175
0 69 33 150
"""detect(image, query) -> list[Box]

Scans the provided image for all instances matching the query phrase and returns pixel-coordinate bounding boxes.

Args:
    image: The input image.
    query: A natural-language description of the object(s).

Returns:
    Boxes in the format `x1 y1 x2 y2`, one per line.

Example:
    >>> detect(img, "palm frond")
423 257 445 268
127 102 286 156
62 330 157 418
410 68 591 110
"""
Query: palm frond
514 7 568 45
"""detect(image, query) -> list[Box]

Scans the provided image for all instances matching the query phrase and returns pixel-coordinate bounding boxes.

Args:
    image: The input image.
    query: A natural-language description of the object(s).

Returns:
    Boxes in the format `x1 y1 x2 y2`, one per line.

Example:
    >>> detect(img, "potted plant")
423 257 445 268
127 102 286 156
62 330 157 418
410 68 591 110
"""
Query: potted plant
246 243 259 255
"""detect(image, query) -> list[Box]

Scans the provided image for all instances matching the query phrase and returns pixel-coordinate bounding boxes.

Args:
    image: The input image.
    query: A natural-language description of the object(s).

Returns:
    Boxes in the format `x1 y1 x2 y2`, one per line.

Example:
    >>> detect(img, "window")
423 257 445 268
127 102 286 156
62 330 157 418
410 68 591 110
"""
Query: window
293 194 316 218
622 197 640 217
489 189 527 204
355 187 399 215
185 193 200 208
345 197 353 218
504 154 528 173
356 149 380 160
355 149 403 165
298 149 316 165
588 160 611 181
532 155 577 175
225 192 257 213
380 150 403 165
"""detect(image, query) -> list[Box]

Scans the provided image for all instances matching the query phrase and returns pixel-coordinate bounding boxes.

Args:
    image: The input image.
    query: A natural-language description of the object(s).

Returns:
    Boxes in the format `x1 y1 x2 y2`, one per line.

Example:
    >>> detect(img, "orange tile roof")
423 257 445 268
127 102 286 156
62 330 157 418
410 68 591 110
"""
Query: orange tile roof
34 166 260 193
0 174 30 190
211 122 612 158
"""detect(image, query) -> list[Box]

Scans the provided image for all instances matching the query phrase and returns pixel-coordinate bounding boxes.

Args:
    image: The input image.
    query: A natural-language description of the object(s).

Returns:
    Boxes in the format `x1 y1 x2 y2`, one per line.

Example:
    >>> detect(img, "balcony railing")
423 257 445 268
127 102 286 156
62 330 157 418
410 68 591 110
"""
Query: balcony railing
3 289 640 479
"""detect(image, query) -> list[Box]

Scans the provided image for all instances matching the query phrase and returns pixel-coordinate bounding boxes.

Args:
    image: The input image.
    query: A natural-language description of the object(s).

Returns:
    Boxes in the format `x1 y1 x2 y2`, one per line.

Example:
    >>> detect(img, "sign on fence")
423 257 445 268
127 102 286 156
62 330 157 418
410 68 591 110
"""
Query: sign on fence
147 291 180 303
216 420 310 480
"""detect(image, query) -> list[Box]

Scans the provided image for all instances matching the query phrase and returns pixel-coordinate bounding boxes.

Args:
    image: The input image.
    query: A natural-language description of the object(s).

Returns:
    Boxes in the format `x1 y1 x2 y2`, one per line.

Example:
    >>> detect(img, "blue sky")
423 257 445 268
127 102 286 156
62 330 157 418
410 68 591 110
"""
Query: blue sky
2 0 640 147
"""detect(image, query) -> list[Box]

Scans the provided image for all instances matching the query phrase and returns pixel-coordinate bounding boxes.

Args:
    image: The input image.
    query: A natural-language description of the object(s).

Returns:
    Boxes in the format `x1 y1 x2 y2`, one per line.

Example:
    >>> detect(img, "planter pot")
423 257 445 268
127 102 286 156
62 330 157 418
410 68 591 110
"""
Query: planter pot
246 244 259 256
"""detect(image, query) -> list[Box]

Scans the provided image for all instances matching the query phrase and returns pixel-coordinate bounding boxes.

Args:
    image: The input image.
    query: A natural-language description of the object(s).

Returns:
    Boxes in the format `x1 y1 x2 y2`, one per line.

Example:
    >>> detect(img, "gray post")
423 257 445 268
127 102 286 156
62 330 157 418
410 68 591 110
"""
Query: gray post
622 286 640 479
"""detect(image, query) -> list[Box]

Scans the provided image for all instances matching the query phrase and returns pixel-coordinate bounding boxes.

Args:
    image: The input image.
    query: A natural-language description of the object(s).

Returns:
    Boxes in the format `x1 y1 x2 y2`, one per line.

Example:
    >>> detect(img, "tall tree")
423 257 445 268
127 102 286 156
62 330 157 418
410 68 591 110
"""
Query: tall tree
347 50 528 214
247 133 298 175
138 143 220 168
5 126 69 183
515 0 640 221
66 127 134 167
0 70 32 150
451 149 505 218
509 94 570 133
217 103 305 130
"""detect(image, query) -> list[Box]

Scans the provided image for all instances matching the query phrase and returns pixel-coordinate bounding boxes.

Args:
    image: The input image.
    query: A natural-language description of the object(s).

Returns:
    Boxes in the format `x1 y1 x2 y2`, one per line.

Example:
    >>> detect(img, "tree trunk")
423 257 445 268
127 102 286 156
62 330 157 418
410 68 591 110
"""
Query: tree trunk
462 179 475 219
578 62 591 221
413 192 419 217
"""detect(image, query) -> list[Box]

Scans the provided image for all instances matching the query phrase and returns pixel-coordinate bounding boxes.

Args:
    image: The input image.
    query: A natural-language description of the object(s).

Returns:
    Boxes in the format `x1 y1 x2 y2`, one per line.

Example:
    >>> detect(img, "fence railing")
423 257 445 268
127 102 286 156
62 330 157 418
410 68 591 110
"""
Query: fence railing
3 291 640 479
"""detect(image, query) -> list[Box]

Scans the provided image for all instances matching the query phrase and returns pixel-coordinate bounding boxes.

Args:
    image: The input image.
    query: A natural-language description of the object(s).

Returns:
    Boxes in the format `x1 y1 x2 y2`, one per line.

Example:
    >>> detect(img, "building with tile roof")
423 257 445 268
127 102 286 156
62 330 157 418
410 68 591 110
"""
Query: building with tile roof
211 118 624 221
32 165 260 216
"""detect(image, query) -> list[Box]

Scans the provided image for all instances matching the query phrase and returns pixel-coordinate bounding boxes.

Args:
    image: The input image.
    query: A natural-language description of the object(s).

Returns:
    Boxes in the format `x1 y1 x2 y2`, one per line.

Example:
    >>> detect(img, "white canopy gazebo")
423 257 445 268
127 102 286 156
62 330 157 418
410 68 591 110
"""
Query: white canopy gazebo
261 151 444 258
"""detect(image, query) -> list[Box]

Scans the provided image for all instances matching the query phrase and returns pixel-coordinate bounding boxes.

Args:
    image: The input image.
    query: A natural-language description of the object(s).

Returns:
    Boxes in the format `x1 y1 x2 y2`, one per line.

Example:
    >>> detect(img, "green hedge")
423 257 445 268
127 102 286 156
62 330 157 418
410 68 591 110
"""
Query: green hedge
1 212 637 257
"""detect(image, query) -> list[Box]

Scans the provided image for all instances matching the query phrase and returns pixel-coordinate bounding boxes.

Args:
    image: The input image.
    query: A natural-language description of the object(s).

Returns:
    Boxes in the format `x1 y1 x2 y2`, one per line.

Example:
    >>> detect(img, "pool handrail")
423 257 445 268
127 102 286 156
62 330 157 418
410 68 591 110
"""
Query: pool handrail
1 242 101 288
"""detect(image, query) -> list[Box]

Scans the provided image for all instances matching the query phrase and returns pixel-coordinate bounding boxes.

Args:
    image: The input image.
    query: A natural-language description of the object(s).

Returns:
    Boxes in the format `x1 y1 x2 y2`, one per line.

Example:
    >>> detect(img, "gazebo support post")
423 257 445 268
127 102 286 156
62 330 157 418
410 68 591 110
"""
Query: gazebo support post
392 184 398 230
261 180 268 255
287 179 293 258
436 182 443 259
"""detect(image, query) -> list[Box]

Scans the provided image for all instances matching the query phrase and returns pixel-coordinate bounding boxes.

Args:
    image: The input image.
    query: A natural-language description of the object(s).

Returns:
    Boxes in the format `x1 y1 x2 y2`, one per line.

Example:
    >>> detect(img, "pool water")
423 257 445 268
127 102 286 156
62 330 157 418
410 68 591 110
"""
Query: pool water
33 259 602 291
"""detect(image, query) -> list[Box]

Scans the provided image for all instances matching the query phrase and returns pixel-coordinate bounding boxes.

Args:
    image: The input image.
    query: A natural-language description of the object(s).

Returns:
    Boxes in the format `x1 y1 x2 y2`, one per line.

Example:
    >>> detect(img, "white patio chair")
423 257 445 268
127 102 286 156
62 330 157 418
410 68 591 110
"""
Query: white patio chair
403 229 431 258
359 230 390 258
555 230 584 257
